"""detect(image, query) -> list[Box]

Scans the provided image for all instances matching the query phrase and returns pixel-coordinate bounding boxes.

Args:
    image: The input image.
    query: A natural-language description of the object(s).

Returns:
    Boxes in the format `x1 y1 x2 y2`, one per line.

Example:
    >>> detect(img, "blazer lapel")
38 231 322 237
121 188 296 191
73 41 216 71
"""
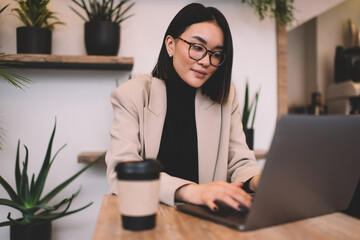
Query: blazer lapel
195 89 221 183
144 77 167 159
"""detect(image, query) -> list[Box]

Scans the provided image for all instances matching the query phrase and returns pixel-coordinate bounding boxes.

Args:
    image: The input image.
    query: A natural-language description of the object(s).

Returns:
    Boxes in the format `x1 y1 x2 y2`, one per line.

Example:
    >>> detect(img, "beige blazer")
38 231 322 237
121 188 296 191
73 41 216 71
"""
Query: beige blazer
106 74 262 206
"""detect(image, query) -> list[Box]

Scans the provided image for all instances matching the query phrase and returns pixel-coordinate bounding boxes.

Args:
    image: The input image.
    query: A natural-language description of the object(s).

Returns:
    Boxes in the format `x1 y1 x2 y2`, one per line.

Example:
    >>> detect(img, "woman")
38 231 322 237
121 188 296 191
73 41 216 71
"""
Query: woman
106 3 262 212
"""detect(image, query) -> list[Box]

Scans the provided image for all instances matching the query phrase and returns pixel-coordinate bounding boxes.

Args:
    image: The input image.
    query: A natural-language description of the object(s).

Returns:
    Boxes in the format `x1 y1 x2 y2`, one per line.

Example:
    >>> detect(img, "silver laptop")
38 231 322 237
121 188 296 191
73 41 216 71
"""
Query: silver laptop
177 115 360 231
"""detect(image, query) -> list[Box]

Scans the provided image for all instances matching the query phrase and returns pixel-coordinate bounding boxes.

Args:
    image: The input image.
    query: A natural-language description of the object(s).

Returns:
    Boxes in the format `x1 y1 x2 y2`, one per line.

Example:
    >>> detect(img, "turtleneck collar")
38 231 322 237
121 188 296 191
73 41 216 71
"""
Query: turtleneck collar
165 71 196 108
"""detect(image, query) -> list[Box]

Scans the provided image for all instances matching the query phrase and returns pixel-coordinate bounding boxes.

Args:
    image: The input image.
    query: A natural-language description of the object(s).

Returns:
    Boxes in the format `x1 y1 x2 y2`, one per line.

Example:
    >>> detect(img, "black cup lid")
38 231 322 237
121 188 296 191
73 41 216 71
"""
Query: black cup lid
115 159 163 180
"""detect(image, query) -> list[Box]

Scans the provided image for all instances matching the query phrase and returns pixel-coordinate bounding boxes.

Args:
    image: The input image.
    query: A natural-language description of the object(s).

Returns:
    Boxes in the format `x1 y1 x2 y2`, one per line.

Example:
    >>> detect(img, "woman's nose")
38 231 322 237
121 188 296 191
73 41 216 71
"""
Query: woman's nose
197 52 211 66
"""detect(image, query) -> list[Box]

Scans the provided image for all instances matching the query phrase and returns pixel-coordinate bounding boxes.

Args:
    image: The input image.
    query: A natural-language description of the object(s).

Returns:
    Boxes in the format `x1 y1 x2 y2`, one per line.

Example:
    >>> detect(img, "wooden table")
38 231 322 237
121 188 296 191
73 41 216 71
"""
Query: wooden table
93 194 360 240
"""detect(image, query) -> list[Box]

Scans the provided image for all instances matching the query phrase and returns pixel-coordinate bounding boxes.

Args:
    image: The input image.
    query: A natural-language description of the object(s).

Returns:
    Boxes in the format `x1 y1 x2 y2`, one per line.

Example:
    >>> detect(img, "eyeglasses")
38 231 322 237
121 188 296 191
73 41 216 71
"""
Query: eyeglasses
178 37 226 67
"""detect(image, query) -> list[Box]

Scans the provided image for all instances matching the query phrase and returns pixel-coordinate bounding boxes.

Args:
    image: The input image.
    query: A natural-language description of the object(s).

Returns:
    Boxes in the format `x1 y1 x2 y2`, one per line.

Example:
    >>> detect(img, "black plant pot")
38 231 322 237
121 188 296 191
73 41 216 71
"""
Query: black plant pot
16 26 52 54
244 128 254 150
85 21 120 56
10 221 52 240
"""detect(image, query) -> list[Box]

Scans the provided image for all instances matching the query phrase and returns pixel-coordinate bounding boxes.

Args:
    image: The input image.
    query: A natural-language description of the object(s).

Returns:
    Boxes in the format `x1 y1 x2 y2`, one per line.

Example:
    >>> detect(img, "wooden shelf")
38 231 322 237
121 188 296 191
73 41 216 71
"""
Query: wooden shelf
78 151 106 164
0 54 133 70
78 150 267 164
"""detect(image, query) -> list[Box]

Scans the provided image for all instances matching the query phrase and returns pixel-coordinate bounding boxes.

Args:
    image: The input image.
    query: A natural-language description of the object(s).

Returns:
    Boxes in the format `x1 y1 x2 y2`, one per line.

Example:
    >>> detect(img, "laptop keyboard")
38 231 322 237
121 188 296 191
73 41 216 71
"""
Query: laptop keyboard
177 201 249 229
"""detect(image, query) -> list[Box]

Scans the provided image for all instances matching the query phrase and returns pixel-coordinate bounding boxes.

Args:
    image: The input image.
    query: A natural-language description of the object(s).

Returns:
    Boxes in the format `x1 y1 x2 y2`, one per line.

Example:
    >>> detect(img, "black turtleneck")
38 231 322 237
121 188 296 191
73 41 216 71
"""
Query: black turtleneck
157 74 199 183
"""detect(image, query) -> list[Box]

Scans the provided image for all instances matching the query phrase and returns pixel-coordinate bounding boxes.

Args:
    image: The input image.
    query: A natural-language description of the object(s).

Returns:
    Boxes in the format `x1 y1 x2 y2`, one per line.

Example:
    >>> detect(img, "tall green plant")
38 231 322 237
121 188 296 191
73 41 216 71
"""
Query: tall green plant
242 81 260 129
241 0 295 26
12 0 65 30
0 121 103 226
70 0 135 24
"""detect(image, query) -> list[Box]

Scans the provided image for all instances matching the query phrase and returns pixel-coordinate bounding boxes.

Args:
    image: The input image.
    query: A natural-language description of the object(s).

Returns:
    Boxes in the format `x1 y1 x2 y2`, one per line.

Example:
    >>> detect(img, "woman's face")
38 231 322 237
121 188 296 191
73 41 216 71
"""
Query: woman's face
165 21 224 88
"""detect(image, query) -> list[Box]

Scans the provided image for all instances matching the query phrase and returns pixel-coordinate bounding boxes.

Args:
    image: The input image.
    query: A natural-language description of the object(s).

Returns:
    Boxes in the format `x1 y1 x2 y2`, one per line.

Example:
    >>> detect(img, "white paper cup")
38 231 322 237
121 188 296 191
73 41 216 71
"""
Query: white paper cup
115 159 162 231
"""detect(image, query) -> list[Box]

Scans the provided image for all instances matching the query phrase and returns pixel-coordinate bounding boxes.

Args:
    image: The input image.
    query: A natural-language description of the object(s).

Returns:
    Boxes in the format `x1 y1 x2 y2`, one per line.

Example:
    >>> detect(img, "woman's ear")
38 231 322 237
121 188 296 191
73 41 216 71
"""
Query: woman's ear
165 35 175 57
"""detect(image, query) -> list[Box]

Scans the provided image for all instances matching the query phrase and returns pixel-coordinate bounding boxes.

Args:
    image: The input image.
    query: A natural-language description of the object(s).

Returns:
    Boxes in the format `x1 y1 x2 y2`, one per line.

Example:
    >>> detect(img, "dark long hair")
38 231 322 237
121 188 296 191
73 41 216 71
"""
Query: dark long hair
152 3 233 104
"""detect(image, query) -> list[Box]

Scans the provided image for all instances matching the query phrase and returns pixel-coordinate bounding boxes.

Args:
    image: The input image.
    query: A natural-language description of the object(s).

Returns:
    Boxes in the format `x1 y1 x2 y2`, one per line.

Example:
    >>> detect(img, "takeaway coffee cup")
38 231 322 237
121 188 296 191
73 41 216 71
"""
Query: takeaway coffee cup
115 159 162 231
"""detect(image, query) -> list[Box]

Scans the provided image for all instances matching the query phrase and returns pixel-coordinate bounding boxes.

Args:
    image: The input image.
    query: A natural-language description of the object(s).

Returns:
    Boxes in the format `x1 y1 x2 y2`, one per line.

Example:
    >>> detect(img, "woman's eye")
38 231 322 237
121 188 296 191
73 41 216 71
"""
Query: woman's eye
192 45 204 52
213 52 222 59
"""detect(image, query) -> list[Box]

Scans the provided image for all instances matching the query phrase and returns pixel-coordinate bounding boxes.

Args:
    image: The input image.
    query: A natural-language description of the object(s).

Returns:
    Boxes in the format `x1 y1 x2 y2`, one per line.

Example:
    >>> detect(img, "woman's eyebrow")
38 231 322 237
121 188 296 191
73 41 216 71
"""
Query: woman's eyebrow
191 35 224 49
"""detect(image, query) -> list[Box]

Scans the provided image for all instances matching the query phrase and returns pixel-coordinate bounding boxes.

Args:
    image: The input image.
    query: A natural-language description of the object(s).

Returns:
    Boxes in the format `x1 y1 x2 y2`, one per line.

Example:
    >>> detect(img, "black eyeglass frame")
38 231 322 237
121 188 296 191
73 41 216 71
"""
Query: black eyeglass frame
177 37 226 67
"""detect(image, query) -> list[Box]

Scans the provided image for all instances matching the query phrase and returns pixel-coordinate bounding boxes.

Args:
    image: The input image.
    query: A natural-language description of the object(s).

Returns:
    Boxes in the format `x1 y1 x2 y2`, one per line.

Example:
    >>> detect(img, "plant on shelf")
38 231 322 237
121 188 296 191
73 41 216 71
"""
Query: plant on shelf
241 0 295 26
70 0 135 56
12 0 64 30
12 0 65 54
70 0 135 24
241 81 260 150
0 121 103 240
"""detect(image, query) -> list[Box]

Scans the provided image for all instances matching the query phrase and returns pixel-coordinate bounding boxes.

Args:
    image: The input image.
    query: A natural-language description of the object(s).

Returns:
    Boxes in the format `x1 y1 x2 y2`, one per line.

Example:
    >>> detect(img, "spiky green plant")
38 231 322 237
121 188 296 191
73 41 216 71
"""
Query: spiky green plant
241 0 295 26
70 0 135 24
12 0 65 30
0 52 32 150
0 53 32 90
242 81 260 130
0 4 9 14
0 121 103 226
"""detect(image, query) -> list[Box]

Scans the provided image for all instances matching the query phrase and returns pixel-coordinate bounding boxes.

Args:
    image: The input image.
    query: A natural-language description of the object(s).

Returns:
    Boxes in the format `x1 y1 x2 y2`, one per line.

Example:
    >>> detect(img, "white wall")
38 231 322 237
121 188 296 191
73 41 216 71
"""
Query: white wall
289 0 344 31
0 0 277 239
288 0 360 108
288 18 317 107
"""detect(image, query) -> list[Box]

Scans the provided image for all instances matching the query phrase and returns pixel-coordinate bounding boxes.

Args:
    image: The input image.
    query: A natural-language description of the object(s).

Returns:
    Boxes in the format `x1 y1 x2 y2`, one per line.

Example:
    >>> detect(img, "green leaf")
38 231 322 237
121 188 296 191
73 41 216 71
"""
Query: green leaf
15 140 22 196
0 220 12 227
32 121 57 204
11 0 64 29
241 0 295 26
69 6 87 21
115 2 135 24
0 176 21 204
0 198 26 212
18 145 29 202
242 81 250 128
0 61 33 90
241 81 260 129
36 187 81 215
7 212 28 225
50 144 67 166
0 4 9 14
29 173 35 196
29 202 93 222
22 146 32 204
71 0 134 23
250 89 260 129
39 153 104 205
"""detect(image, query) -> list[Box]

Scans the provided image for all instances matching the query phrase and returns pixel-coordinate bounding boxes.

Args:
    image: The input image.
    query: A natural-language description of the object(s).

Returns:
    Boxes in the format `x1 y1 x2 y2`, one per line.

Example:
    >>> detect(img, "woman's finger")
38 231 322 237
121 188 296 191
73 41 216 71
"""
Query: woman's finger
204 199 219 212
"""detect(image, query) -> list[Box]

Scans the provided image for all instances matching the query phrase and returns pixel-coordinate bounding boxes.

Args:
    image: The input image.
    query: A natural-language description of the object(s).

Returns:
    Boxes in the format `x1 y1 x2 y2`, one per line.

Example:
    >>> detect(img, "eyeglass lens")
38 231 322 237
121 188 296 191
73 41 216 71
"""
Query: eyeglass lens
189 43 225 66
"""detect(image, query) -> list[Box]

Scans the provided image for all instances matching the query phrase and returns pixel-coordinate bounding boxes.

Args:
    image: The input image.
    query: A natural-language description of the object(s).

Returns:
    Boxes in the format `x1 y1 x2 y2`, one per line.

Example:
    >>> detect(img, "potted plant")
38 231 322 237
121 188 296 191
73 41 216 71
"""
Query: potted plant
70 0 135 56
241 81 260 150
241 0 295 26
0 121 103 240
12 0 65 54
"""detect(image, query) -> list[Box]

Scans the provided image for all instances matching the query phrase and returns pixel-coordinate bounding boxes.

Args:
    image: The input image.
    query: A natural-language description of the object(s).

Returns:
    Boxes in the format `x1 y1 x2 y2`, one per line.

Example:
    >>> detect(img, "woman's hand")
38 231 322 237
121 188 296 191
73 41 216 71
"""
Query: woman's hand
175 181 253 212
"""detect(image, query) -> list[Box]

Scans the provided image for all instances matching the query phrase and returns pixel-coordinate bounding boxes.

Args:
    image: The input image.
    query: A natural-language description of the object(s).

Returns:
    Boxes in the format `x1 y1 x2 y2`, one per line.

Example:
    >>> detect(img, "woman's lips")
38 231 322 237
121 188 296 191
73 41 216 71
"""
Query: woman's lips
192 69 207 78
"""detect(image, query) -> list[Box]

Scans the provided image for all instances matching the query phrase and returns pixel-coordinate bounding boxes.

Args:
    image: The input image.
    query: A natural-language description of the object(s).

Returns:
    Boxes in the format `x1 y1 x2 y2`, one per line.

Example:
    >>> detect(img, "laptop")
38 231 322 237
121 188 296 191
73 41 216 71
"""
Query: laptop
177 115 360 231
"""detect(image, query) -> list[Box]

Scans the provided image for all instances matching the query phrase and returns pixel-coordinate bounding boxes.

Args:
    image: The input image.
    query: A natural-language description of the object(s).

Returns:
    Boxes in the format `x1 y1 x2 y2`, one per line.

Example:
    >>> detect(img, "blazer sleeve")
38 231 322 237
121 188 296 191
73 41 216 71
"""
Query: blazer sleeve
105 84 144 196
105 78 193 207
227 86 262 183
